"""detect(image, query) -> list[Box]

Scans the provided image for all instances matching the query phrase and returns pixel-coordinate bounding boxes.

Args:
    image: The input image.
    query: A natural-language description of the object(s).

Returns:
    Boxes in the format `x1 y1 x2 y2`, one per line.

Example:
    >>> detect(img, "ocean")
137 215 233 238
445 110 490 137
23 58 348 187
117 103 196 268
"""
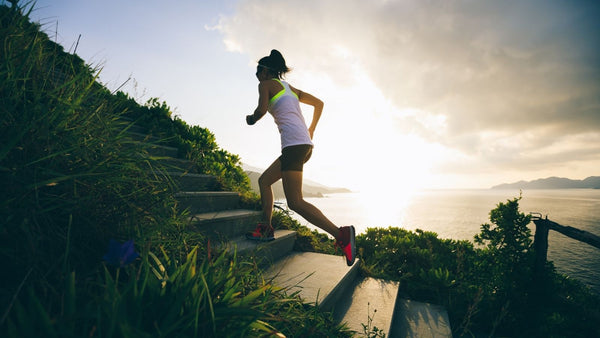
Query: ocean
278 189 600 293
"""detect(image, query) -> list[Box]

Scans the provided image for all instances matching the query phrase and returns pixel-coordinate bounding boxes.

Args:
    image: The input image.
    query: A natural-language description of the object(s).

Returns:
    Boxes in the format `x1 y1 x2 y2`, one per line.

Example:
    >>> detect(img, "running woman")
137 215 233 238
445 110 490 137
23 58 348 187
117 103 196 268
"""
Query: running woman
245 49 356 266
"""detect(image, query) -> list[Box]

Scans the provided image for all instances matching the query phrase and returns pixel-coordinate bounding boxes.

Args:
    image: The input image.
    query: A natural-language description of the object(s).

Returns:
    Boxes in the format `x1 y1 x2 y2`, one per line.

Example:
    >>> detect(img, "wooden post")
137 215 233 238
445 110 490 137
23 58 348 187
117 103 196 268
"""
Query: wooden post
531 216 600 285
532 217 549 282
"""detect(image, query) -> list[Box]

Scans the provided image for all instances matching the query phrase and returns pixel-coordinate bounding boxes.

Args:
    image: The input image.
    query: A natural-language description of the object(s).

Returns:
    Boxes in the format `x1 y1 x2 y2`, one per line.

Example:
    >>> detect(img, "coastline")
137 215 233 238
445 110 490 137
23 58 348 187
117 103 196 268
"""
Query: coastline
279 189 600 294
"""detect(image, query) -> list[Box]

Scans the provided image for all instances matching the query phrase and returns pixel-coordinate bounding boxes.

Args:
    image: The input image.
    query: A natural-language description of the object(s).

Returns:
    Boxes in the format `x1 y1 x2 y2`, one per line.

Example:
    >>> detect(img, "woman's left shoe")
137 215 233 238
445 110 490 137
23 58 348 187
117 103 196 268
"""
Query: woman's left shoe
336 226 356 266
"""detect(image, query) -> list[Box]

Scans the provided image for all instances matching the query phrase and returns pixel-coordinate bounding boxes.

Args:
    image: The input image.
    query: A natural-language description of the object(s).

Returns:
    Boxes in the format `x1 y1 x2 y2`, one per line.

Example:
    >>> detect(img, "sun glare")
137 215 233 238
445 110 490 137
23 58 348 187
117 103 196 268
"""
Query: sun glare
298 52 445 196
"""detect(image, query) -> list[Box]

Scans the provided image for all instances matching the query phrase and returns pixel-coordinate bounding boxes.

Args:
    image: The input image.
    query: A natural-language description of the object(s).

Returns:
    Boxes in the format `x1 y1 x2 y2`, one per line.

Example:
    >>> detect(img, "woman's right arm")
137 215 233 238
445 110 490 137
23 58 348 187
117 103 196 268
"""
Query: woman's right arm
247 82 270 125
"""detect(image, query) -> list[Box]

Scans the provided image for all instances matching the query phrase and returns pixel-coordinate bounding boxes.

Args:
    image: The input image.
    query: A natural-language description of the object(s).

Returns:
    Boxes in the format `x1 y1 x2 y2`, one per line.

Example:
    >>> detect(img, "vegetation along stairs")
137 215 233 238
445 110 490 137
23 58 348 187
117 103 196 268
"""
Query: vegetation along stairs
133 125 452 337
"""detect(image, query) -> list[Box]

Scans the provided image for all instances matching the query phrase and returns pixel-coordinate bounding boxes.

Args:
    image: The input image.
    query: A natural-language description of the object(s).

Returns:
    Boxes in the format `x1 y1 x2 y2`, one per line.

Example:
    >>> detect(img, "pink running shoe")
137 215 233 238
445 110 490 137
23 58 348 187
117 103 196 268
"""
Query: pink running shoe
245 223 275 242
336 226 356 266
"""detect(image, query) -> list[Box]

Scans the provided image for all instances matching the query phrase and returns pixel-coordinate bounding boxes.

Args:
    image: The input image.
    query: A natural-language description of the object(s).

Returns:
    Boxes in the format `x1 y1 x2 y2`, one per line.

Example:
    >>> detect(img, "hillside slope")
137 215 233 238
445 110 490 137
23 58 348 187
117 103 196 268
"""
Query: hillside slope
491 176 600 189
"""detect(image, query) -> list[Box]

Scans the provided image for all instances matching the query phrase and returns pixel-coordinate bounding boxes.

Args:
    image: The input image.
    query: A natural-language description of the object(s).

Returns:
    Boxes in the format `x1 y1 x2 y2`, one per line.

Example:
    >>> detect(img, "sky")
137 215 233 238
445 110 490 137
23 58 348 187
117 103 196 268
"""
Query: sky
23 0 600 192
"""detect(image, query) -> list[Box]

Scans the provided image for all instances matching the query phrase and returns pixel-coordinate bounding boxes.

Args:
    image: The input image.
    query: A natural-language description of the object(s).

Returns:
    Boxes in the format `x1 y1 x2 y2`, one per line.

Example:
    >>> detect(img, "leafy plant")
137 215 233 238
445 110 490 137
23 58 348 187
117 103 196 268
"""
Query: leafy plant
472 195 534 334
360 303 386 338
4 245 287 337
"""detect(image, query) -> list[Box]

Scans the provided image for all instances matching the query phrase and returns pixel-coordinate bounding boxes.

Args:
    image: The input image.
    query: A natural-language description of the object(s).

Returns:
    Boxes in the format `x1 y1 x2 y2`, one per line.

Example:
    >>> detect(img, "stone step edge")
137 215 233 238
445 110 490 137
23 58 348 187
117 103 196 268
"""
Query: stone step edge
389 298 452 337
175 191 240 197
189 209 262 224
166 171 216 179
126 142 178 153
224 229 296 253
265 251 361 312
320 257 361 311
333 277 400 335
214 230 296 265
124 130 174 143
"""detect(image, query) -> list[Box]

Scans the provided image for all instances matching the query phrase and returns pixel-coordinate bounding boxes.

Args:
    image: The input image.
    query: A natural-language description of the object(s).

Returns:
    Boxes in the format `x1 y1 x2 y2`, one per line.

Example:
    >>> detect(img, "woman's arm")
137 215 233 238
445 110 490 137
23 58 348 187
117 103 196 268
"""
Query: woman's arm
292 86 324 139
246 81 270 125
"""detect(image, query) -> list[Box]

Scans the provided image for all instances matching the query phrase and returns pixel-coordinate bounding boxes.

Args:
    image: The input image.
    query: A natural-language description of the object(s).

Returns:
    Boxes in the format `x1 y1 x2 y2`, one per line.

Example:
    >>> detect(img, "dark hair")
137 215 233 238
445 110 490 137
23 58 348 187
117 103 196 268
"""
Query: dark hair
258 49 290 79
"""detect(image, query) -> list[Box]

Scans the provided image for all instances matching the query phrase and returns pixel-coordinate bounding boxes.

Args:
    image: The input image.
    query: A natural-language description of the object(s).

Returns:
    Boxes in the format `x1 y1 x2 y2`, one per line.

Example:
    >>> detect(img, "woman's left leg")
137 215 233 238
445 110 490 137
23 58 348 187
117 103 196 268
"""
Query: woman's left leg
258 158 283 227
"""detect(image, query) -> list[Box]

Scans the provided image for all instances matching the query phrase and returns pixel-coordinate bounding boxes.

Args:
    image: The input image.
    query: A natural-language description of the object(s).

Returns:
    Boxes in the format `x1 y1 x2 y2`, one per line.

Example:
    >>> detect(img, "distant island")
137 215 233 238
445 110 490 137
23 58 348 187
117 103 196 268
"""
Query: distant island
491 176 600 190
243 163 351 199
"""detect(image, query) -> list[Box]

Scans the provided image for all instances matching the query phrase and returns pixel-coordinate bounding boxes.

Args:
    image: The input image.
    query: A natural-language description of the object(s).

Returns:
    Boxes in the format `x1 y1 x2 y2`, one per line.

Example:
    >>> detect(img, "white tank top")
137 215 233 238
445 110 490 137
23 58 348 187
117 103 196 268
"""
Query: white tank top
267 79 313 149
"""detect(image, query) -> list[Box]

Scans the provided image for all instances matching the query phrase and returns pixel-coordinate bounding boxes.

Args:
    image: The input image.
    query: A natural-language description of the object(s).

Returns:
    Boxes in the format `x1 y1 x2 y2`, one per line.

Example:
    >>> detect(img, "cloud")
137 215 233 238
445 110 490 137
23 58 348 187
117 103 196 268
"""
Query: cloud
216 0 600 177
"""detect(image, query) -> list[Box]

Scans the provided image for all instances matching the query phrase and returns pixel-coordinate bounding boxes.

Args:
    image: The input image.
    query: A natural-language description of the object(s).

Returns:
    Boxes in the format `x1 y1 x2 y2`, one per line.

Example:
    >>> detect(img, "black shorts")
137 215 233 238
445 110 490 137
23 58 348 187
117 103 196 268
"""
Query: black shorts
279 144 313 171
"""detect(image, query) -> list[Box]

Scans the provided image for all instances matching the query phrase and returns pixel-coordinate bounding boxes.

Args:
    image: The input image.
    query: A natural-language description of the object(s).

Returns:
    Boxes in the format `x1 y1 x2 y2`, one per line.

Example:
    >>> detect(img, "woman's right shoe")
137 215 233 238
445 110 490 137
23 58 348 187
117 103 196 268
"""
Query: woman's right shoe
245 223 275 241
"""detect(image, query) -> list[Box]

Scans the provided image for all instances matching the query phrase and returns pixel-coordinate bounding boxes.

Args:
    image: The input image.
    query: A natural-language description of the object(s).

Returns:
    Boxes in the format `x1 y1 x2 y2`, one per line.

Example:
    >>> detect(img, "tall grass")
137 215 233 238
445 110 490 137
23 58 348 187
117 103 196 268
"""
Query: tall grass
1 1 178 299
0 3 352 336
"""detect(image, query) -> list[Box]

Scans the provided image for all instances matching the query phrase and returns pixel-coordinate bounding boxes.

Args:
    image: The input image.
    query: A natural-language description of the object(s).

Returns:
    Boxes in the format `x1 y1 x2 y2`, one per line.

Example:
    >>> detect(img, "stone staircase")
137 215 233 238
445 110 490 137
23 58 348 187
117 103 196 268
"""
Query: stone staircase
129 124 453 337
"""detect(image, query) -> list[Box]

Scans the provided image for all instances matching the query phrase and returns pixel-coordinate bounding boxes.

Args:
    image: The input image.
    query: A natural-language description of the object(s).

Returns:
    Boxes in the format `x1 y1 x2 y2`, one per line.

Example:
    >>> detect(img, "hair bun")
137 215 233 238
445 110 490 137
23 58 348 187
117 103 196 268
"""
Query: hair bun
270 49 282 58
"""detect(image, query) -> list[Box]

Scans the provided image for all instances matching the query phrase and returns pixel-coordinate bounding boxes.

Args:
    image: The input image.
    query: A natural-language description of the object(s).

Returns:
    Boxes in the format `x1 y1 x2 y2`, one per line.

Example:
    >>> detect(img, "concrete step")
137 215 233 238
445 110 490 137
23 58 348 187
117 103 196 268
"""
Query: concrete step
134 153 192 173
167 172 220 192
143 143 179 157
118 120 147 134
333 277 399 336
389 299 452 338
175 191 240 213
122 134 179 157
265 251 360 312
190 209 262 239
125 130 171 144
217 230 296 266
154 157 199 173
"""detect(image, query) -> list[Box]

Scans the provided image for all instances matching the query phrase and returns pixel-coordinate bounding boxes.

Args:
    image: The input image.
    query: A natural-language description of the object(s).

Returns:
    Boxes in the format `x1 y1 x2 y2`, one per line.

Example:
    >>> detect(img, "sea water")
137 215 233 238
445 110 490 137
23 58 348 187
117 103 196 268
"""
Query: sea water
278 189 600 293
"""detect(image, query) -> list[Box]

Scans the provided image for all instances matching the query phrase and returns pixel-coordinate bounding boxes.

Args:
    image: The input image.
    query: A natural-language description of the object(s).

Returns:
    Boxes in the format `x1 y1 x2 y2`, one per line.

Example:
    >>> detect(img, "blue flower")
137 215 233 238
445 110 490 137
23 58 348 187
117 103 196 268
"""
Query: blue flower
103 239 140 267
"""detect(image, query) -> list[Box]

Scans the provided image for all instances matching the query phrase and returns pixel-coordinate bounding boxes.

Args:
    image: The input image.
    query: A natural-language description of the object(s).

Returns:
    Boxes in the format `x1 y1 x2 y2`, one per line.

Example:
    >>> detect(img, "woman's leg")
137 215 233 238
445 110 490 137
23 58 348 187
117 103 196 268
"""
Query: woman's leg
281 170 340 239
258 158 283 227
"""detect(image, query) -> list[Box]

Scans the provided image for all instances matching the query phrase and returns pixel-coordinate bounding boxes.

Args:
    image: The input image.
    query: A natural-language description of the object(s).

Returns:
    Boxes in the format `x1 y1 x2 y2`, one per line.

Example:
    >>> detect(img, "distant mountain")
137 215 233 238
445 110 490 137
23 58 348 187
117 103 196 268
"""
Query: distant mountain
491 176 600 189
242 163 351 199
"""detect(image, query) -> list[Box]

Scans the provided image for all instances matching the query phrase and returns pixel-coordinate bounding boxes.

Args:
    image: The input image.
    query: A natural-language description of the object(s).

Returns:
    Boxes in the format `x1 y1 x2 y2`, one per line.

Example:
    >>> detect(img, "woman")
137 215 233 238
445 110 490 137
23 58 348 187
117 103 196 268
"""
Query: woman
245 50 355 266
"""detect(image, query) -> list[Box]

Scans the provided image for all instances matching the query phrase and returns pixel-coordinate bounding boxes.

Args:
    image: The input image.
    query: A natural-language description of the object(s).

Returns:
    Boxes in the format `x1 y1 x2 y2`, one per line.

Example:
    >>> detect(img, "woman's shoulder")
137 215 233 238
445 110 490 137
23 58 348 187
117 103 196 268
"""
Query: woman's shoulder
260 79 285 92
259 78 283 86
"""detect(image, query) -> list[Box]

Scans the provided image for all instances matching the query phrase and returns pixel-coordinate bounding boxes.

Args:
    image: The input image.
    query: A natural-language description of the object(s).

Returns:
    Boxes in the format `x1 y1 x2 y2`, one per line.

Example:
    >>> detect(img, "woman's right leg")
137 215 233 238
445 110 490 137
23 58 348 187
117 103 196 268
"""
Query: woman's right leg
258 158 283 227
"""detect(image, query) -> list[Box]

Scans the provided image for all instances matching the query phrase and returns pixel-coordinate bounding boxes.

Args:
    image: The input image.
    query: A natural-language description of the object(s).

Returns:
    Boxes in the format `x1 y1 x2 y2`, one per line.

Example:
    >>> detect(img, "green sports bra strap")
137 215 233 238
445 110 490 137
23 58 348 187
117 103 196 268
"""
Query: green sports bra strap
270 79 286 104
